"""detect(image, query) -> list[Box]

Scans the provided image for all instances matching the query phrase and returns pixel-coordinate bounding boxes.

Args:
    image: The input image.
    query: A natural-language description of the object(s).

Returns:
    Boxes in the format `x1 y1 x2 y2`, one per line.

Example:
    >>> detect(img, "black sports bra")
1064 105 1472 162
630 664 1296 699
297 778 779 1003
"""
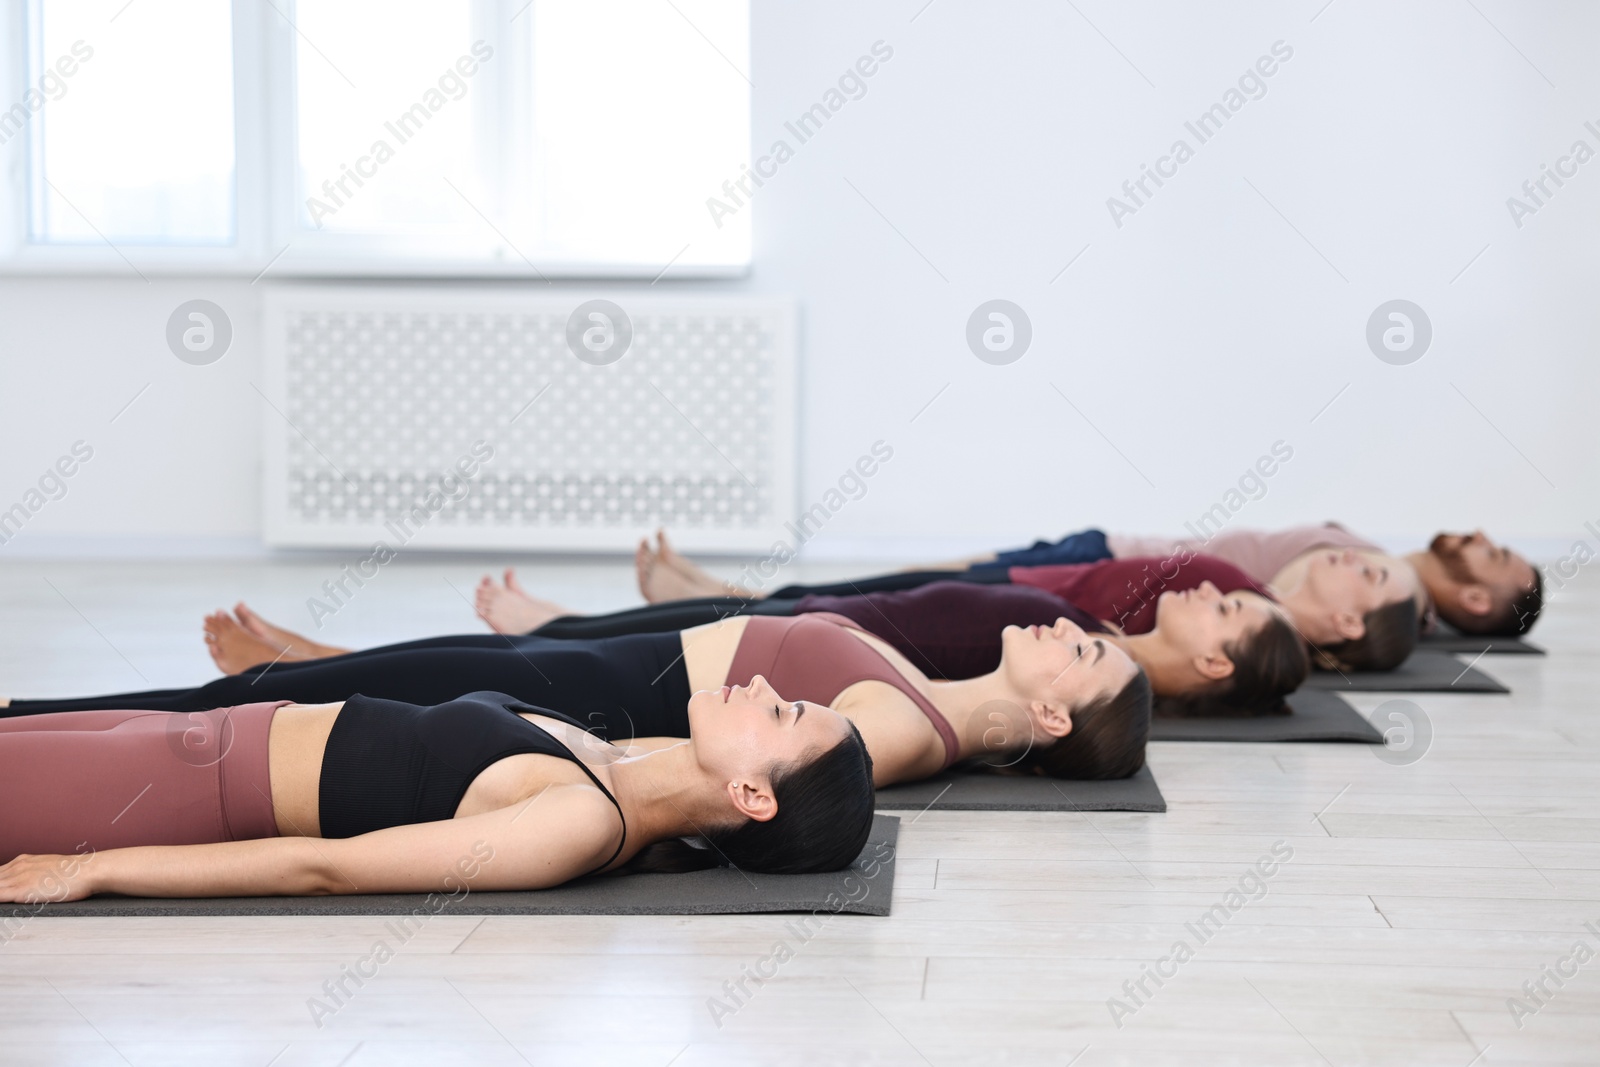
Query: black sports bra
318 691 626 875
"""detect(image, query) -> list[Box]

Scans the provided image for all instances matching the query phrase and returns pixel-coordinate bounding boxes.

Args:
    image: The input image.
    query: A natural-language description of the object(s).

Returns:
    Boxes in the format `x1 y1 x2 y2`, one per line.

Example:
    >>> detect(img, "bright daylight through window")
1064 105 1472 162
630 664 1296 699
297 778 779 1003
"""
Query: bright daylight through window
4 0 751 275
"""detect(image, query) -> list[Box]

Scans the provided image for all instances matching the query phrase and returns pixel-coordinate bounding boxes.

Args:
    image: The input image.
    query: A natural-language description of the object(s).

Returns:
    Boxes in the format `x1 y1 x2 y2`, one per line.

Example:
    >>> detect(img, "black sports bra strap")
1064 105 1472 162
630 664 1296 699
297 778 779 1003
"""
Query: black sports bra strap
558 749 628 876
503 699 628 876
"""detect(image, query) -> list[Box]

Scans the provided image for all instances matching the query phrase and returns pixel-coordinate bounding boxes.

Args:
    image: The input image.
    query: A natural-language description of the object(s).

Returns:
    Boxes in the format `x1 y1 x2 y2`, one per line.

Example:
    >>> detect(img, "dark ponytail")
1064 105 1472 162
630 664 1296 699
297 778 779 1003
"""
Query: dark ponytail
628 723 876 875
1155 611 1310 718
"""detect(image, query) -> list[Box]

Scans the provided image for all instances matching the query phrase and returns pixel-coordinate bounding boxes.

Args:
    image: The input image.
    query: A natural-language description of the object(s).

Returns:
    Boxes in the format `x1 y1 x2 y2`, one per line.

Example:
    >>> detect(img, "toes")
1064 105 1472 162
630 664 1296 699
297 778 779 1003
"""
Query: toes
505 568 525 595
232 603 258 633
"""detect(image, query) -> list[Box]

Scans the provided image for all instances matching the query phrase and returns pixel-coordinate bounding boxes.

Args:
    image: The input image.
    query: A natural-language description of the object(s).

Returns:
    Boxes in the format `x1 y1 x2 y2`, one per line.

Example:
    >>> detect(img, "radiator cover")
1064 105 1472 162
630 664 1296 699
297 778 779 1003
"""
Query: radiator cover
261 287 797 551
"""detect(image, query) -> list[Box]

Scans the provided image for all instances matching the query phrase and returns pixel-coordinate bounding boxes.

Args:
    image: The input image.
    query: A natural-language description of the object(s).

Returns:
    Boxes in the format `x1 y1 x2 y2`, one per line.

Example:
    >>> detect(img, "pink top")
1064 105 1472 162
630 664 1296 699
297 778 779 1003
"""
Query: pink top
1107 523 1382 585
725 611 961 770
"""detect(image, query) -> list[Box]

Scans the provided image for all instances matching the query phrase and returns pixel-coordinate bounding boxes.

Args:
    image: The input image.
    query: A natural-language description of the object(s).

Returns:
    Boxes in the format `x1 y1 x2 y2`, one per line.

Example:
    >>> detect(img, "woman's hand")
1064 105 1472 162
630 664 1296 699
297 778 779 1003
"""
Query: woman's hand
0 853 95 904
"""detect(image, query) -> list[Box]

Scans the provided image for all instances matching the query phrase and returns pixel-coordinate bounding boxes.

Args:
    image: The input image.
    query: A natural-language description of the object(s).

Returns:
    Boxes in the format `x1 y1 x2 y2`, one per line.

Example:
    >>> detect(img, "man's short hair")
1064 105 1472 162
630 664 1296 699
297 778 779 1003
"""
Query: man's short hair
1473 568 1544 636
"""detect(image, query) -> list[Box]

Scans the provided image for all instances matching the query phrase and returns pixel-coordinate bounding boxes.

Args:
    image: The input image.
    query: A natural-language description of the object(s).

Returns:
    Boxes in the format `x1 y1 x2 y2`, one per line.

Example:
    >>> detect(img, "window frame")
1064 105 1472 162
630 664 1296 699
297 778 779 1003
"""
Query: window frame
0 0 750 279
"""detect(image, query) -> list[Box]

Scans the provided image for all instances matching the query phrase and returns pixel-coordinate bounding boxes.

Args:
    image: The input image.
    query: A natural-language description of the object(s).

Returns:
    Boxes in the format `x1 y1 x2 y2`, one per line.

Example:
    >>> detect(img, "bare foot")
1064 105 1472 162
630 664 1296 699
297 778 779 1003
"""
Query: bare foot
474 569 569 635
634 535 707 602
637 529 754 602
635 538 664 603
234 602 347 660
204 610 307 675
654 528 695 577
660 529 759 596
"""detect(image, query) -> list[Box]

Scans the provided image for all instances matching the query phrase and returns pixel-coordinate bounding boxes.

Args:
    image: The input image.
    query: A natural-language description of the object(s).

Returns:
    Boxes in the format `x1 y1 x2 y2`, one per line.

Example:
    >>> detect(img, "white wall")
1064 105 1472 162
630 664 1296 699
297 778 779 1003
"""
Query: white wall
2 0 1597 560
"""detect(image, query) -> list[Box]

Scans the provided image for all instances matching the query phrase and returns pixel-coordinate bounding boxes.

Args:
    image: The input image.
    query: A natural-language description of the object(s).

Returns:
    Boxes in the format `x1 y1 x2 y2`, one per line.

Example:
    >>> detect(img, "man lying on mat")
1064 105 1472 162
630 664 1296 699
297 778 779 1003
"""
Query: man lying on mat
0 679 875 901
616 524 1539 639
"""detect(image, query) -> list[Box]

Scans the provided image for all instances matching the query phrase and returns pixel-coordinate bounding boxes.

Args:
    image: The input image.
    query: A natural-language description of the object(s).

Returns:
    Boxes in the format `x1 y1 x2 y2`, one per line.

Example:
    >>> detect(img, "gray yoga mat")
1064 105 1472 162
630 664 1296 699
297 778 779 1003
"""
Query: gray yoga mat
9 816 900 919
1419 629 1545 656
1150 690 1382 744
874 764 1165 813
1302 650 1509 694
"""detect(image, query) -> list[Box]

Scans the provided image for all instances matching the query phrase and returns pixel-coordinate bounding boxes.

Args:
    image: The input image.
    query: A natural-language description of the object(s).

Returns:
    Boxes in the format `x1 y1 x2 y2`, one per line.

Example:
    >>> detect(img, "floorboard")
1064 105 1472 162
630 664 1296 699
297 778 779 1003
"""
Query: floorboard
2 557 1597 1065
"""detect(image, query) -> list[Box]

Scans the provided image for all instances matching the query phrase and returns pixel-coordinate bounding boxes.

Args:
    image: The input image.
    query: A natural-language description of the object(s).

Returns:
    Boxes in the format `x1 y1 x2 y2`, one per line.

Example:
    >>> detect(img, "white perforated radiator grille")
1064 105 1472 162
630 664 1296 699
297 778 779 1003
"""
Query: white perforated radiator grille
261 288 797 551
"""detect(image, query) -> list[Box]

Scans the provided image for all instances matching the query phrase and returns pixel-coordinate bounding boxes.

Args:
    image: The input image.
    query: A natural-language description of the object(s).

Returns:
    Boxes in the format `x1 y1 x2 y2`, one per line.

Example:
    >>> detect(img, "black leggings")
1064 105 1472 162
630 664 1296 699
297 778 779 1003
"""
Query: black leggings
763 568 1007 600
529 597 800 638
2 632 693 741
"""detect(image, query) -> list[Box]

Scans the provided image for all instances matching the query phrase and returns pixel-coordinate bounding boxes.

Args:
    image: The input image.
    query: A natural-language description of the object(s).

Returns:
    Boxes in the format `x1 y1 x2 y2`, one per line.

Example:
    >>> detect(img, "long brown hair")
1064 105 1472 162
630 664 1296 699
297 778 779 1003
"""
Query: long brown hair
1316 597 1417 672
1154 610 1310 718
1014 668 1154 779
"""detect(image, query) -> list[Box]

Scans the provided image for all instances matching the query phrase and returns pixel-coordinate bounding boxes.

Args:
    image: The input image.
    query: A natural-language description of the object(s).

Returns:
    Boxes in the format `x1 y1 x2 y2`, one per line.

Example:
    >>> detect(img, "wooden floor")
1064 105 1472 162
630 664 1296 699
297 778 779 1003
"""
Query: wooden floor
2 557 1597 1065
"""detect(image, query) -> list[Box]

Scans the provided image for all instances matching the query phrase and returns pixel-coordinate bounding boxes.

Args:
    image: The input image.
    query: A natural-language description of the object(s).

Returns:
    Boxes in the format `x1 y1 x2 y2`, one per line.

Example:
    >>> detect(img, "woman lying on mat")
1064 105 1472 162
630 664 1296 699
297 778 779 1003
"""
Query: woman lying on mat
461 567 1309 717
597 533 1417 673
0 678 876 902
2 610 1154 784
186 558 1297 718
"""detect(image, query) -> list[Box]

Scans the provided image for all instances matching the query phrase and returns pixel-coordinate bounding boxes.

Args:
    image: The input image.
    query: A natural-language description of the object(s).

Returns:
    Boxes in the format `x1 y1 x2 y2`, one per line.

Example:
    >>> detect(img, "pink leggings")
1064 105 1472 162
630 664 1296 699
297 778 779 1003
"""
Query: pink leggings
0 702 288 861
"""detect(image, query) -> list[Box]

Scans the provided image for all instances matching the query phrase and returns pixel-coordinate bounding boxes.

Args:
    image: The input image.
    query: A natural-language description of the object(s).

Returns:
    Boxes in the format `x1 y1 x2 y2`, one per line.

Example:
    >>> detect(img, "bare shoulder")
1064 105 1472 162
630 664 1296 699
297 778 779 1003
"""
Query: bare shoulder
549 782 627 855
499 781 627 883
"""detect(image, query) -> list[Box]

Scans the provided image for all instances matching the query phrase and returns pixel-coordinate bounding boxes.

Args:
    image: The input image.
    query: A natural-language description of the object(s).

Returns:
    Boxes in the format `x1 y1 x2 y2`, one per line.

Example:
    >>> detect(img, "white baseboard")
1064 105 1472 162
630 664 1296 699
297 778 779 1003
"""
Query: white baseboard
0 530 1571 566
0 534 271 560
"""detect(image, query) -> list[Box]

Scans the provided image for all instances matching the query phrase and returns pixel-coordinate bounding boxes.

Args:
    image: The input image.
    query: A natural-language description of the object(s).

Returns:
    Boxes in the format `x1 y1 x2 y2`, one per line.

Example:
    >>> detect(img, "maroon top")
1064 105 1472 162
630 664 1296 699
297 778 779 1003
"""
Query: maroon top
724 611 961 769
1009 554 1272 636
796 581 1106 682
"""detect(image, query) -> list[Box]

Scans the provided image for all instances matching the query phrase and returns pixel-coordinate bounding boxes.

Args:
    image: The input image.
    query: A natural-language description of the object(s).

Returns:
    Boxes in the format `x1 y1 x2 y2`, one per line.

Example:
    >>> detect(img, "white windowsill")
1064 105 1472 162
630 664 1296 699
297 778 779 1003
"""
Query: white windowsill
0 248 752 281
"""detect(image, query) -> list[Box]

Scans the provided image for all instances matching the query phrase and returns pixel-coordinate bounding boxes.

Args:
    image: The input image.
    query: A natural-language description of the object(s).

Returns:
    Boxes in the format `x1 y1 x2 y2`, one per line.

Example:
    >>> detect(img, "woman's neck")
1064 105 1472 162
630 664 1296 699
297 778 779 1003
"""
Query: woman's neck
925 673 1036 761
604 742 730 849
1263 584 1329 644
1105 630 1187 696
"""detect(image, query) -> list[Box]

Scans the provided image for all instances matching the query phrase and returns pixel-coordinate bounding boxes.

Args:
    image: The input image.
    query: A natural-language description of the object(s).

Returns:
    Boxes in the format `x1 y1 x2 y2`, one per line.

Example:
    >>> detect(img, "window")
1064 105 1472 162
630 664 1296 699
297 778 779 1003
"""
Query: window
29 0 236 245
0 0 751 276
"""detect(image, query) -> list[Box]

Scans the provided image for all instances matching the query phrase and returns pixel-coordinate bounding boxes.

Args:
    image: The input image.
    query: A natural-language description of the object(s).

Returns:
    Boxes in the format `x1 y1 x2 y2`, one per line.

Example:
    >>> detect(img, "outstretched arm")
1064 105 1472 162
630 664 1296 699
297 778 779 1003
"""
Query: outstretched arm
0 784 622 902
